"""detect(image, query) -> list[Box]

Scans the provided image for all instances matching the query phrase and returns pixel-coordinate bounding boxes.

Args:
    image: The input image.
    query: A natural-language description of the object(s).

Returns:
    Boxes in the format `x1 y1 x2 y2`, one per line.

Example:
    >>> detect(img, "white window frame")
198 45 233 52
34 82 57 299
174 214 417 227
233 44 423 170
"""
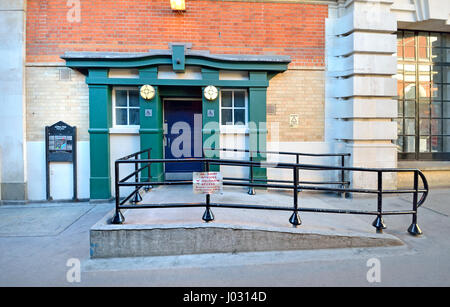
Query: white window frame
112 87 140 130
219 89 248 134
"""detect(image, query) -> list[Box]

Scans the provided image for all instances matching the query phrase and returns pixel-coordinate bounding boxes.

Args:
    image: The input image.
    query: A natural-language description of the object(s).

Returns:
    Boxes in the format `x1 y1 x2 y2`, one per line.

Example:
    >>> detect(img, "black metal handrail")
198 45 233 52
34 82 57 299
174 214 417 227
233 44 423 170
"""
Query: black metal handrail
112 149 429 236
203 147 351 196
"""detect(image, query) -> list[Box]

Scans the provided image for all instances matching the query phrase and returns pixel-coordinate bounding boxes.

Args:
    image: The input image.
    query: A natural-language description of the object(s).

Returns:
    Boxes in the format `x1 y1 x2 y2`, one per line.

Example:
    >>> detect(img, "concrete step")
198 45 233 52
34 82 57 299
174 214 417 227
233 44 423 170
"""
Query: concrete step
89 186 403 258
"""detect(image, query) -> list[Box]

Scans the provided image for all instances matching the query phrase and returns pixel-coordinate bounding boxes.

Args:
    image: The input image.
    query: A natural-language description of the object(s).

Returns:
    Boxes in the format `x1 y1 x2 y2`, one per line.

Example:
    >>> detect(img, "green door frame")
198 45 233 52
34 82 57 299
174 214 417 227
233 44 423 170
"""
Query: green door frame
63 49 289 199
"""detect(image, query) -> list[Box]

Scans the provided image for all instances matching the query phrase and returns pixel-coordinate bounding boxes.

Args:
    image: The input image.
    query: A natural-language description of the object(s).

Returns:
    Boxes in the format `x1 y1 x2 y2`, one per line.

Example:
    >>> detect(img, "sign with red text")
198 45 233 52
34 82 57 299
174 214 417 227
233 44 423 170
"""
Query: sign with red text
193 172 223 194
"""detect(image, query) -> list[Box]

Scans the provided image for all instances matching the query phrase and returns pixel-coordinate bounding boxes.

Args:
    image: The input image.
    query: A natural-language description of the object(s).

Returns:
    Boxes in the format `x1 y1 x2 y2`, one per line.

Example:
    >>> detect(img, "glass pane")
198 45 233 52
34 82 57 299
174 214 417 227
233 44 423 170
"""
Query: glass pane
405 100 415 117
419 136 430 152
444 33 450 48
418 82 430 98
398 100 403 117
221 91 232 107
444 85 450 100
444 119 450 135
397 44 403 59
443 49 450 62
396 136 403 152
405 118 415 134
397 118 403 134
234 109 245 125
221 109 232 125
405 136 415 152
430 33 441 48
397 79 404 98
404 83 416 99
419 119 430 135
443 136 450 152
419 101 430 117
443 67 450 83
432 83 441 100
404 32 415 46
234 91 245 107
431 119 442 135
129 108 140 125
129 90 139 107
116 108 127 125
431 101 442 117
397 32 403 46
116 90 128 107
418 32 428 47
431 47 442 62
431 67 441 83
432 136 443 152
418 47 429 60
404 46 415 60
444 101 450 118
404 64 416 74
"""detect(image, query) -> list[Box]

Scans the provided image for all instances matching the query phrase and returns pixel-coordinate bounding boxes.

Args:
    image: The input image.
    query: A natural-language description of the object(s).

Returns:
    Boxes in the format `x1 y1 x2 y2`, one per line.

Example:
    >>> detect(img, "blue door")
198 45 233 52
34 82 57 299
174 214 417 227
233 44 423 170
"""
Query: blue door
164 100 203 175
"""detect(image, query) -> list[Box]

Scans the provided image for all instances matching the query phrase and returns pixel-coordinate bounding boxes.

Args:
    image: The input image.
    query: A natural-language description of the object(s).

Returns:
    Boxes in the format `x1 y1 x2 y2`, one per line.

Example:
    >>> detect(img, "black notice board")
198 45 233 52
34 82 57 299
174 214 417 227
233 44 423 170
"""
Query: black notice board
45 121 77 201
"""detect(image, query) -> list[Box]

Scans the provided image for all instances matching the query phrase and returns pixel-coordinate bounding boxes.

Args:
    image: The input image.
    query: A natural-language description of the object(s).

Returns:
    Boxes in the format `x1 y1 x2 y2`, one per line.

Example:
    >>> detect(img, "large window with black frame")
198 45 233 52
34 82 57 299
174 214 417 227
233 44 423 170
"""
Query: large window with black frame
396 31 450 160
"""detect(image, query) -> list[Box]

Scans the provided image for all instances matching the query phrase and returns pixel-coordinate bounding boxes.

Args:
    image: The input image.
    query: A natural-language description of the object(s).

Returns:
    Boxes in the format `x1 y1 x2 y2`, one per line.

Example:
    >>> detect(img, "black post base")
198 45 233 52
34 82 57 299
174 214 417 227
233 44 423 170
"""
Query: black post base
407 223 423 236
372 216 386 232
202 208 215 223
111 210 125 224
289 211 302 227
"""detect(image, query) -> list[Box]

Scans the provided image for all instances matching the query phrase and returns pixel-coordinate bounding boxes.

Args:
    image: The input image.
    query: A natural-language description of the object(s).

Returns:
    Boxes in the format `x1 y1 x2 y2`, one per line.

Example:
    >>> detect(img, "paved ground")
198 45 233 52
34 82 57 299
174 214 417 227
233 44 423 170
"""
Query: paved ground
0 187 450 287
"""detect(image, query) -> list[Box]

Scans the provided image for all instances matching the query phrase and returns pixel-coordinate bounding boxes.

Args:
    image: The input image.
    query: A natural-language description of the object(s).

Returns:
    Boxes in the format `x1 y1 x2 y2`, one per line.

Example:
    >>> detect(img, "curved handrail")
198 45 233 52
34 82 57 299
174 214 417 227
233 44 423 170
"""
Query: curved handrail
113 149 430 235
417 170 429 208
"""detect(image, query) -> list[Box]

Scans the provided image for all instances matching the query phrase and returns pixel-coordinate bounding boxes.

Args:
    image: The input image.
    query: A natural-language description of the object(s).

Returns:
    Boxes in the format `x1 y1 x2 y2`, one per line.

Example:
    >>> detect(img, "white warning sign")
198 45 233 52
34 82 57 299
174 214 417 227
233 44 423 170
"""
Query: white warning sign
193 172 223 194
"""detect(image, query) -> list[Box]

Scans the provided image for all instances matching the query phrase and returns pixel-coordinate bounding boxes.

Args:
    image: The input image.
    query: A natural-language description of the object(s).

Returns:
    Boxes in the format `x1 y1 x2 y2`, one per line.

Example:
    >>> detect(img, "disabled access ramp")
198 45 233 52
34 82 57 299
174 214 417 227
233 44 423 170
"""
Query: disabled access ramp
90 186 403 258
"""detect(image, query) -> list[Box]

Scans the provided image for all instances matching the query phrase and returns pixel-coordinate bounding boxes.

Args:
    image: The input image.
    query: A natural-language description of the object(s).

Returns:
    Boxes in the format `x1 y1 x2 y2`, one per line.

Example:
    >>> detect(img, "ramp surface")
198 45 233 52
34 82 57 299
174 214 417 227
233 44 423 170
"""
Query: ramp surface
90 186 403 258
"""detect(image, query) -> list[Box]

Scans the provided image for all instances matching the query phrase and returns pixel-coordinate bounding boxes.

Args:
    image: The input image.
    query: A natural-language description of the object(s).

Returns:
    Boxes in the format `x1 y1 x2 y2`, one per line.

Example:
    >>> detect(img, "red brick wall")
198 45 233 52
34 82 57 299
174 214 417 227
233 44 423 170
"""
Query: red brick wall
26 0 327 67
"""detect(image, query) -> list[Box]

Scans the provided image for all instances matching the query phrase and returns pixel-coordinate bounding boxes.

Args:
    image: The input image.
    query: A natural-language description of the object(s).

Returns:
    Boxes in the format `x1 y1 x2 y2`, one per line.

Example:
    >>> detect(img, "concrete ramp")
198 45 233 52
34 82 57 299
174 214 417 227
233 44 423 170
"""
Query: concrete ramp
90 186 403 258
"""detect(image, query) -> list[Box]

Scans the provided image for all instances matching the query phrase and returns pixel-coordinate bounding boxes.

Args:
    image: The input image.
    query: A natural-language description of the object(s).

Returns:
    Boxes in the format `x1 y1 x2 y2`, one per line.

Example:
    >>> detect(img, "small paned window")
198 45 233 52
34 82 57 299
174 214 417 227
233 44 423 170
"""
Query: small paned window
220 90 247 126
114 88 140 126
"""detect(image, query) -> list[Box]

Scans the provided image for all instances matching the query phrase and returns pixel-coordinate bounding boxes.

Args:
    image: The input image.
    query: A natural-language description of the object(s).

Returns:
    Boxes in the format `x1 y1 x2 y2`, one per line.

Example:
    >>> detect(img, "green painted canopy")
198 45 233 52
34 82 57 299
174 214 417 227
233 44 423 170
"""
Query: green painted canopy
61 46 291 74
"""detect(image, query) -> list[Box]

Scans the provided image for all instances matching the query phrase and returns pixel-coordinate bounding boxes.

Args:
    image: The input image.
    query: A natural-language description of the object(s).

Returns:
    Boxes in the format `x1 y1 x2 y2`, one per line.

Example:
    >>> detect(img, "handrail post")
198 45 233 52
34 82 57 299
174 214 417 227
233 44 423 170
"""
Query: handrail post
248 152 256 195
340 155 345 198
131 153 143 203
408 170 423 235
289 165 302 226
202 160 214 222
295 154 301 195
145 148 153 191
372 171 386 233
111 161 125 224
